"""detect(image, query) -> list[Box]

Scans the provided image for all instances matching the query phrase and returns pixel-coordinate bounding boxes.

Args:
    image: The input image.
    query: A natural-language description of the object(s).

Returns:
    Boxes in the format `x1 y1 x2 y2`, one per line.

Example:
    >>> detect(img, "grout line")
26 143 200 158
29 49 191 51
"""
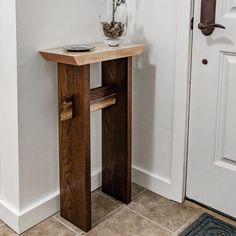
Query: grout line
74 232 84 236
53 214 82 234
77 232 84 236
124 206 174 233
128 190 163 209
96 187 148 204
92 205 124 228
131 189 147 201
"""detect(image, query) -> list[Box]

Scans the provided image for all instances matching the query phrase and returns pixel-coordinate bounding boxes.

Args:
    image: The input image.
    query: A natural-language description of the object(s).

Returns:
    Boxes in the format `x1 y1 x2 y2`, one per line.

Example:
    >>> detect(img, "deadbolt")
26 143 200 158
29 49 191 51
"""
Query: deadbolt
202 59 208 65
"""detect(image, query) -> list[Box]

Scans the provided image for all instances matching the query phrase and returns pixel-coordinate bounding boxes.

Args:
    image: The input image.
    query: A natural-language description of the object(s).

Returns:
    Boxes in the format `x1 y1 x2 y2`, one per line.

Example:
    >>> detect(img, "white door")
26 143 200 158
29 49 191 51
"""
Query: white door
187 0 236 218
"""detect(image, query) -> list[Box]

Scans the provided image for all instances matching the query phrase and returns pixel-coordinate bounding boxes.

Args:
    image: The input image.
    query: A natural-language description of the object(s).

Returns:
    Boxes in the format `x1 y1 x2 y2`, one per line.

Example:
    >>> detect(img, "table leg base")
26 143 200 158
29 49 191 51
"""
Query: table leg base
102 57 132 204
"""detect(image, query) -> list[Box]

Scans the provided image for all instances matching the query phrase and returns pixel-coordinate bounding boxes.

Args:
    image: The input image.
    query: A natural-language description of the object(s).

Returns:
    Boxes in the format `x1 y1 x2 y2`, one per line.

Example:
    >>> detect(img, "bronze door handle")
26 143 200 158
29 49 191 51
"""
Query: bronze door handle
198 22 226 30
199 0 226 36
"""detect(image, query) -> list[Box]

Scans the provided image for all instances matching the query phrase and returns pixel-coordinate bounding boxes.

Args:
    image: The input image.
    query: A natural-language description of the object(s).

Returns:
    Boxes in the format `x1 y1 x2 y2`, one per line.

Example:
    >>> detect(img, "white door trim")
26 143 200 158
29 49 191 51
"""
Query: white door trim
171 0 194 202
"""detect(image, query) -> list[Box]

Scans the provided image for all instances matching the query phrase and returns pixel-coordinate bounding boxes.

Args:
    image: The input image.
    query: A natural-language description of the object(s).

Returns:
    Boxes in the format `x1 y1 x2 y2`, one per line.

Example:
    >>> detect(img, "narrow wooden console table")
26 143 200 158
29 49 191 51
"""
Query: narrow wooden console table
40 43 144 232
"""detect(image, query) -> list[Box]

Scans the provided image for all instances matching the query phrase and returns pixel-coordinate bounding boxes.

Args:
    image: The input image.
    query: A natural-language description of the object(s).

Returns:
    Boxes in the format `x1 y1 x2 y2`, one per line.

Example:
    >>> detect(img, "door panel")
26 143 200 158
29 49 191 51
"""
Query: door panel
187 0 236 218
222 0 236 18
216 53 236 163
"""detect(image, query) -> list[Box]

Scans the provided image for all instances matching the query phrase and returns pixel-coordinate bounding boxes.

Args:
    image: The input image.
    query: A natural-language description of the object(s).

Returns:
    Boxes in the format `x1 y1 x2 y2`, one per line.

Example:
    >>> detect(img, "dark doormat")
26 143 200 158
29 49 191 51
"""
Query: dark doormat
179 213 236 236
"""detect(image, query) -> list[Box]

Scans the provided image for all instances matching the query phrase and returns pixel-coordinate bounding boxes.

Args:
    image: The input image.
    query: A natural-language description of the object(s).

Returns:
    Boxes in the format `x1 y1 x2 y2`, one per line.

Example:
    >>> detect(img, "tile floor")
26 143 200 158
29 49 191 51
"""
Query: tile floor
0 183 235 236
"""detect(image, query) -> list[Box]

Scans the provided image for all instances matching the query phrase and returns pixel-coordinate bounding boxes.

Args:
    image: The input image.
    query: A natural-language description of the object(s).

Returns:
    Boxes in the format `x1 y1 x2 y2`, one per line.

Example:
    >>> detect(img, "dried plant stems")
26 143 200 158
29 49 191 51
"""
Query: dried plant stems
112 0 116 22
112 0 126 22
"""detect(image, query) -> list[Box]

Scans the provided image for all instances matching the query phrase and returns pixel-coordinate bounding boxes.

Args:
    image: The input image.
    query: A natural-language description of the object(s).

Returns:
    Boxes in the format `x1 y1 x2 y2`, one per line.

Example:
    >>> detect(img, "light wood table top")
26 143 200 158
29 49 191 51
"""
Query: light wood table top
39 42 145 66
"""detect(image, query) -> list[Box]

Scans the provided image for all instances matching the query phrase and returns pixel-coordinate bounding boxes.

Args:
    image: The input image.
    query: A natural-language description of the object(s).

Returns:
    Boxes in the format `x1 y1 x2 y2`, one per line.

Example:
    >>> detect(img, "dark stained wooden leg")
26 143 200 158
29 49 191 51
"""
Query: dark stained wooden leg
58 63 91 232
102 57 132 204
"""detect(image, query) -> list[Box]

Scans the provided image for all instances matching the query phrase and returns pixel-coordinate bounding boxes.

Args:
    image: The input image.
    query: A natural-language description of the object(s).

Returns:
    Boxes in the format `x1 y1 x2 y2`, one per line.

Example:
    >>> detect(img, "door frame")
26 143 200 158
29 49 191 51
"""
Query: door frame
171 0 194 202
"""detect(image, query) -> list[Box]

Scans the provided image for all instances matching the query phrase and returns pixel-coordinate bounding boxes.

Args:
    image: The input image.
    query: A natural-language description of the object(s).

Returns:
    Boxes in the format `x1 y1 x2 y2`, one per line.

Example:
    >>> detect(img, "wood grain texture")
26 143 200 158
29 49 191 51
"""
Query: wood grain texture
90 85 116 112
58 63 91 232
102 57 132 204
90 84 116 101
90 94 116 112
40 43 144 66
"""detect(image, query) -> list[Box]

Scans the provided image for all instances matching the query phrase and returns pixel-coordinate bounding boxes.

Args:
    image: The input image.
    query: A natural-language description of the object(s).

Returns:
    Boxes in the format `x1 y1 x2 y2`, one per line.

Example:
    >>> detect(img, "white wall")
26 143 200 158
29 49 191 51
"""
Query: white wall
16 0 103 212
0 0 20 223
129 0 177 179
16 0 104 220
0 0 192 233
129 0 192 201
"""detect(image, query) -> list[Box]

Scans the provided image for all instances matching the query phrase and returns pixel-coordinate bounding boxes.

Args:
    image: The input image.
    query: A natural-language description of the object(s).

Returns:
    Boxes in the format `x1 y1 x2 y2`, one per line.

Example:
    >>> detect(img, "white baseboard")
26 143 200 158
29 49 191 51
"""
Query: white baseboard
0 167 171 234
19 192 60 234
91 170 102 191
0 201 19 233
0 192 60 234
0 171 102 234
132 165 174 201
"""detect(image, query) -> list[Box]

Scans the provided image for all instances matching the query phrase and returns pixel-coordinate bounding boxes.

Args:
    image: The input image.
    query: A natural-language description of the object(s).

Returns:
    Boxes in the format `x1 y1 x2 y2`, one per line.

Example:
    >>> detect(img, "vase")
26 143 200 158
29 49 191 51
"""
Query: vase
99 0 128 47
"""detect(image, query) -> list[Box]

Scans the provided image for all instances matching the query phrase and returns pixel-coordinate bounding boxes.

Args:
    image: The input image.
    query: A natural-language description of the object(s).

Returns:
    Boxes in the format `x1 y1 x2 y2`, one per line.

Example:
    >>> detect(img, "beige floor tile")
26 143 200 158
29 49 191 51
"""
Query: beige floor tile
86 207 171 236
98 182 146 202
53 212 83 234
0 223 18 236
22 217 76 236
92 191 121 226
131 183 146 200
129 191 201 232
